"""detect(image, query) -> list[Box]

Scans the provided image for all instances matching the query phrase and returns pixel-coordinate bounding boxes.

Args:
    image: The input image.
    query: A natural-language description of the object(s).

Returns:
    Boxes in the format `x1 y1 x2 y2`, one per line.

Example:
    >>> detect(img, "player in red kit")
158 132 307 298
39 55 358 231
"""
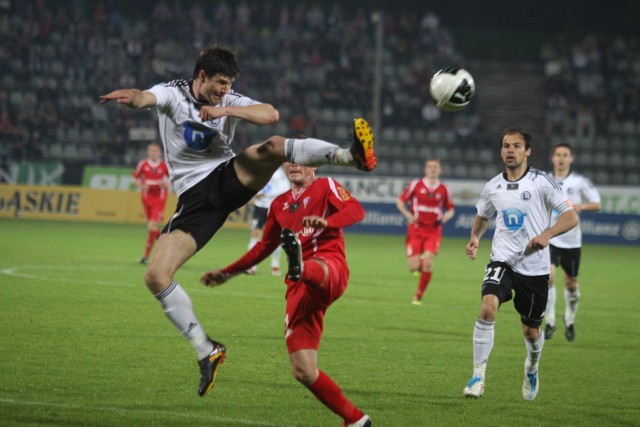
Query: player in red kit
200 163 372 427
132 142 170 264
396 159 455 305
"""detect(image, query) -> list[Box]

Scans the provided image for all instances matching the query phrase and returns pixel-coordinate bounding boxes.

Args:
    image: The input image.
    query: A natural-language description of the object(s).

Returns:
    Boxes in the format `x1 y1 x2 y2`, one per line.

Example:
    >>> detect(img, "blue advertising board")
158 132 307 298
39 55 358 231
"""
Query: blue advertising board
350 203 640 246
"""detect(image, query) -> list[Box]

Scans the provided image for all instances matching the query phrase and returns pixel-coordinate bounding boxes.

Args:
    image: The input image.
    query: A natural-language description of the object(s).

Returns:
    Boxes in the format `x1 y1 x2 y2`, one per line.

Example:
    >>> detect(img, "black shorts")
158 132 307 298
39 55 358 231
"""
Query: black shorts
250 206 269 230
162 158 257 251
549 245 581 278
481 261 549 328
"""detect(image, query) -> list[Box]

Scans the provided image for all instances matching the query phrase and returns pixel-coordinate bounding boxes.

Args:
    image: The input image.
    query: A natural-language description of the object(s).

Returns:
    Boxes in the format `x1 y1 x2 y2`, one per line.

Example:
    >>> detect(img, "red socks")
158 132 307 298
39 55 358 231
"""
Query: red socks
415 271 432 300
145 230 161 257
308 370 364 424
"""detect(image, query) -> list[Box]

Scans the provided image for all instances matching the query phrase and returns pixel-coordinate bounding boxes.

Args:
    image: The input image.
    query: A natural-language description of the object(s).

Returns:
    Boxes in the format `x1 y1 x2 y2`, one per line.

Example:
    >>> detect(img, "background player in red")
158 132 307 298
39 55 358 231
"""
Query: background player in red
132 142 170 264
200 162 372 427
396 159 455 305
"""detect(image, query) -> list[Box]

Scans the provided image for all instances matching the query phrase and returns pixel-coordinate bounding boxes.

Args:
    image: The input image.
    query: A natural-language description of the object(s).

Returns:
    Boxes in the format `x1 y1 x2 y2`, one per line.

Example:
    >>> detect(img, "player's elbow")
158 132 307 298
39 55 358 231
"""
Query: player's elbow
263 105 280 124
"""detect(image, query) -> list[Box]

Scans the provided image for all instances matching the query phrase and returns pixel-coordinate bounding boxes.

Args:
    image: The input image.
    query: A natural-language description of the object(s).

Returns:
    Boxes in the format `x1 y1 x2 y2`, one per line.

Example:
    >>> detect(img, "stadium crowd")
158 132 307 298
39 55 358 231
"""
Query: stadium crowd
0 1 637 184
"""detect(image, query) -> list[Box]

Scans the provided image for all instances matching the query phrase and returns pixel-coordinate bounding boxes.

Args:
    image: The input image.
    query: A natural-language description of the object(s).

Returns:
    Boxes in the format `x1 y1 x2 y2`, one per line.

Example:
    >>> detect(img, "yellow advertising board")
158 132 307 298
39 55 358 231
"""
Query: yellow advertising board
0 184 250 228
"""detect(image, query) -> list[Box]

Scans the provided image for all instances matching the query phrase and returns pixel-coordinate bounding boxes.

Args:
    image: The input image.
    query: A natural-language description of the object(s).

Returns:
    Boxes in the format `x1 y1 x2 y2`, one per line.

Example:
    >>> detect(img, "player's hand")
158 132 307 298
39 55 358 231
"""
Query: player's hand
526 235 549 252
99 89 138 106
302 216 328 229
199 105 225 122
200 269 230 287
466 238 479 260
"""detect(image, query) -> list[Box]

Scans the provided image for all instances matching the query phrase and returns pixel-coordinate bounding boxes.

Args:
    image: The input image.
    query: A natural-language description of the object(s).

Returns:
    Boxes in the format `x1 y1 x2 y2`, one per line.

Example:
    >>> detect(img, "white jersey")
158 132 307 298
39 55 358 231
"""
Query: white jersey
549 171 600 248
476 167 573 276
253 167 290 209
147 80 260 195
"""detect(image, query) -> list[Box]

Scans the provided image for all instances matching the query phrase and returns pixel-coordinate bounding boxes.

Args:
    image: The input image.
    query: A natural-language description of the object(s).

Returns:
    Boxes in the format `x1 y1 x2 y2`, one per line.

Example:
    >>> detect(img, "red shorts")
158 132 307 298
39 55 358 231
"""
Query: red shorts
284 255 349 353
142 197 166 222
406 229 442 257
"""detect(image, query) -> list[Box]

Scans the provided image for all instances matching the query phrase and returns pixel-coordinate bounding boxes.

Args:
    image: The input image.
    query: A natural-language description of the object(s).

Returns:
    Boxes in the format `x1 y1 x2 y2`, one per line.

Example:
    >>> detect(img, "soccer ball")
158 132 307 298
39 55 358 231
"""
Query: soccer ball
429 68 475 112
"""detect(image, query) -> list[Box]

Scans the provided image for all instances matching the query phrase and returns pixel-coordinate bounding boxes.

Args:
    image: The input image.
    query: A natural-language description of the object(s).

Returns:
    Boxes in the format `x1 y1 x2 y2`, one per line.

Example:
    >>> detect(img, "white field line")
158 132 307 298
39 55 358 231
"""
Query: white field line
0 265 283 299
0 397 298 427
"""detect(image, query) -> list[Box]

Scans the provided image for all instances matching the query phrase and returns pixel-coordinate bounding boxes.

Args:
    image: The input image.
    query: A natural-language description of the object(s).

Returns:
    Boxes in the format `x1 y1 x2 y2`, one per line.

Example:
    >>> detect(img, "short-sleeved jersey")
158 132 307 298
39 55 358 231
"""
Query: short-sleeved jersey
253 167 290 209
147 80 260 195
476 167 573 276
399 179 454 232
549 171 600 248
132 159 169 200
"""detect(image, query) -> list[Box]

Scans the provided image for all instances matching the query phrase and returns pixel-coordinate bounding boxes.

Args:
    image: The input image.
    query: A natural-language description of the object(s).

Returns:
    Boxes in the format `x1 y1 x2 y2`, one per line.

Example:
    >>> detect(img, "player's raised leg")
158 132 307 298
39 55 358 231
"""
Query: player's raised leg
234 118 377 192
144 230 226 396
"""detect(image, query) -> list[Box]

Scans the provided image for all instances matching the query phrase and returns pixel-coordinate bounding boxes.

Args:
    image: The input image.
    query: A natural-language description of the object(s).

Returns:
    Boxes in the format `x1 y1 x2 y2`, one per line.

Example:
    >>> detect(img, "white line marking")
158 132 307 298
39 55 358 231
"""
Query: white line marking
0 397 298 427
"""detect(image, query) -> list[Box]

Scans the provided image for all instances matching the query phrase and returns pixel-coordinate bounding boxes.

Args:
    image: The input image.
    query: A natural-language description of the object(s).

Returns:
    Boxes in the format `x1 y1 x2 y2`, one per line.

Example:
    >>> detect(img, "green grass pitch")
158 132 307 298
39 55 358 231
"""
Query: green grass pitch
0 219 638 426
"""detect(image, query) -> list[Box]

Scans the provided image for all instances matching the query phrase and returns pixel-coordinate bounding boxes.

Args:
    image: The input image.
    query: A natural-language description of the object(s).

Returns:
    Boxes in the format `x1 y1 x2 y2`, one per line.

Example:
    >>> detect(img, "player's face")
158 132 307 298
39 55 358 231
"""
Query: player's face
147 144 161 161
501 133 530 169
424 160 441 179
196 71 234 104
283 162 316 186
551 147 573 172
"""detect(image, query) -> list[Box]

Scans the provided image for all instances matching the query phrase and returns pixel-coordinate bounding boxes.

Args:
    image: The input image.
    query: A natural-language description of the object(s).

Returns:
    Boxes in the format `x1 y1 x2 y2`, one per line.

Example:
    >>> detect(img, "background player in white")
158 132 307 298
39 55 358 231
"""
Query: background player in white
99 45 377 397
463 128 578 401
544 143 601 341
245 166 290 275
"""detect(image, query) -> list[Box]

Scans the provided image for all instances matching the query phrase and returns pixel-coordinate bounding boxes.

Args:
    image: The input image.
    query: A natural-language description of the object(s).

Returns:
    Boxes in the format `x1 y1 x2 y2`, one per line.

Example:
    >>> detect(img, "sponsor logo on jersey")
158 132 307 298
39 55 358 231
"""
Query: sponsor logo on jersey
502 208 526 231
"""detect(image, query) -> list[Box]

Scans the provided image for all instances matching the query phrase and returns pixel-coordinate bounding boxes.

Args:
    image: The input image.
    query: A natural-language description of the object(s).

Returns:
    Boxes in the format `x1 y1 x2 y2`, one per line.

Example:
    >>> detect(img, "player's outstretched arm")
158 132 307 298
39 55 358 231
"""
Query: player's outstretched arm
199 103 279 125
99 89 157 109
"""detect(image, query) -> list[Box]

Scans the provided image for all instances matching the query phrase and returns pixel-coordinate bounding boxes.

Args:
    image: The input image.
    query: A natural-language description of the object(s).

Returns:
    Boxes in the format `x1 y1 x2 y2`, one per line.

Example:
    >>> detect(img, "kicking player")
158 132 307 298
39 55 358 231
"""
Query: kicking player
396 159 455 305
100 45 377 397
463 128 578 401
132 142 170 264
201 162 371 427
545 143 601 341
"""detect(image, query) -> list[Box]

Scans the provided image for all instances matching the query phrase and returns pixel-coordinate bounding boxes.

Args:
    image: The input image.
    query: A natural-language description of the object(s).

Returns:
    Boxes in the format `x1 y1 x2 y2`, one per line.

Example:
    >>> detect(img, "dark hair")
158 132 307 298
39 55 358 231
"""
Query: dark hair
501 127 533 150
192 46 241 79
552 142 573 155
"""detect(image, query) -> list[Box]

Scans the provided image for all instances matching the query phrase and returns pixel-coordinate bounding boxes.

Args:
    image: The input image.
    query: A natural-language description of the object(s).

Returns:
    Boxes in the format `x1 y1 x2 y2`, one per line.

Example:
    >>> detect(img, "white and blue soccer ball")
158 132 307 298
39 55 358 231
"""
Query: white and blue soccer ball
429 67 475 112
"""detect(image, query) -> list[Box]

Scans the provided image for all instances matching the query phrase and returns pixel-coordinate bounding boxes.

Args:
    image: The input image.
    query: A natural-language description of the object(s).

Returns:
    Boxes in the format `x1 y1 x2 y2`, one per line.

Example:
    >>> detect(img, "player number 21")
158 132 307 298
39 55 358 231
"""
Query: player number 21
483 265 504 283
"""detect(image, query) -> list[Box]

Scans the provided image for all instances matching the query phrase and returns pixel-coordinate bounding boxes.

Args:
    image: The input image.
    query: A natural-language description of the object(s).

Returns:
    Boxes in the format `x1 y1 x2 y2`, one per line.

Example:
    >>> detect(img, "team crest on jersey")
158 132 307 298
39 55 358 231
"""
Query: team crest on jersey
521 191 531 200
303 197 310 208
337 186 351 201
502 208 526 231
183 121 218 151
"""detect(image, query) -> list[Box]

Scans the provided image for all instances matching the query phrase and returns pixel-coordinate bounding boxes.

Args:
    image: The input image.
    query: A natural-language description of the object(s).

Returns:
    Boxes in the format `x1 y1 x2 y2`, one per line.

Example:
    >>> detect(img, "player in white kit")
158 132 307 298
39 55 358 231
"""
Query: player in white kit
463 128 578 401
544 143 601 341
100 46 377 397
245 166 290 275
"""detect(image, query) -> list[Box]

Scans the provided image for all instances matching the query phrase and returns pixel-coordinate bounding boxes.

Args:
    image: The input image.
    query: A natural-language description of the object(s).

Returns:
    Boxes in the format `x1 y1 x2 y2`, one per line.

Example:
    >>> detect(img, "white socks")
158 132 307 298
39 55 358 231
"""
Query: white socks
525 332 545 373
472 317 495 378
285 138 353 166
564 285 580 326
155 281 214 360
271 246 282 269
545 284 556 327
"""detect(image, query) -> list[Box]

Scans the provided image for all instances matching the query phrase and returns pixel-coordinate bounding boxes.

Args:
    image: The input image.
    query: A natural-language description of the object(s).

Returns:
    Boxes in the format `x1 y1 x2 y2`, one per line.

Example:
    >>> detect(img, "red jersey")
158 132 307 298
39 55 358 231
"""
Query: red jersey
399 179 454 232
222 177 365 274
132 159 169 200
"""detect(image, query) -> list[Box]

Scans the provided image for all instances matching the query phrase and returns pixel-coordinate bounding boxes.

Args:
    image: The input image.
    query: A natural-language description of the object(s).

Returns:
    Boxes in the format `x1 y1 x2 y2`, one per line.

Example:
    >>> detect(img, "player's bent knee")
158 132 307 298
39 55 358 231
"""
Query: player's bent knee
256 136 286 157
291 365 315 386
144 268 171 293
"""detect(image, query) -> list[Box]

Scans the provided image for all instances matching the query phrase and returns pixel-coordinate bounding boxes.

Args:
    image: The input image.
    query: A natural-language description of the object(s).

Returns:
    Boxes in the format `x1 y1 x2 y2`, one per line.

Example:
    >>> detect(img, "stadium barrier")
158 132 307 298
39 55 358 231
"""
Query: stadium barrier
0 184 251 228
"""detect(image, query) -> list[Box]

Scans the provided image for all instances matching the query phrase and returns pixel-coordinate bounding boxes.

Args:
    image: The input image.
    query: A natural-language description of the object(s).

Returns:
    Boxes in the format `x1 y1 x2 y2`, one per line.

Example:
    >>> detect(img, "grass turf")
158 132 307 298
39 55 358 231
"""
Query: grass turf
0 219 638 426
